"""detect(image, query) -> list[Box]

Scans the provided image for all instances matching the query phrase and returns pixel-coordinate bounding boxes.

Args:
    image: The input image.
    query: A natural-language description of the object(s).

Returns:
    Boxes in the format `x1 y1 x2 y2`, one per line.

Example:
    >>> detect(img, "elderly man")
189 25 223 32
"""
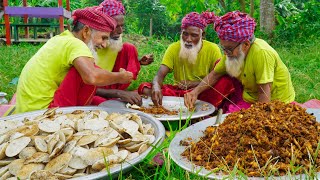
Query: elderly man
138 11 235 108
16 7 133 113
184 11 295 113
91 0 153 106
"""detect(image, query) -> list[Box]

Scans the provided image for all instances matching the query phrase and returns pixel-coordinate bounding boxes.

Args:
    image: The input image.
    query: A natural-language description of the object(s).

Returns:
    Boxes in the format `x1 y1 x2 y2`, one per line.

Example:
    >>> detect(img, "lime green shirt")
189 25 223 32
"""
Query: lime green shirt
162 40 221 83
16 30 93 113
214 38 295 103
96 47 118 71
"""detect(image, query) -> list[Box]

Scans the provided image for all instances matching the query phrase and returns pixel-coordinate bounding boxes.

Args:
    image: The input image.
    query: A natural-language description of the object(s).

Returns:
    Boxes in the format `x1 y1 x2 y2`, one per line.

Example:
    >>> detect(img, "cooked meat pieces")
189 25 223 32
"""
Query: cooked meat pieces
182 101 320 177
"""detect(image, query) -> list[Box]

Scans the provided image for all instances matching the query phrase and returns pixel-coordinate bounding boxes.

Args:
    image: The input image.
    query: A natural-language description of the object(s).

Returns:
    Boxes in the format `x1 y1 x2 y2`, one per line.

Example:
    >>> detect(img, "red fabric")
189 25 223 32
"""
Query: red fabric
100 0 125 16
221 78 251 113
292 99 320 108
72 6 116 32
49 67 97 108
91 43 140 105
181 11 216 30
9 93 16 105
138 75 235 108
214 11 256 42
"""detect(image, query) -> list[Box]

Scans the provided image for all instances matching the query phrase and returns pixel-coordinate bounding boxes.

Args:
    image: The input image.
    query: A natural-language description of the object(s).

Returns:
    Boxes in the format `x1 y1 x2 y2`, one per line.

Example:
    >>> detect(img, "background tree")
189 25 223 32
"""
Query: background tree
260 0 275 36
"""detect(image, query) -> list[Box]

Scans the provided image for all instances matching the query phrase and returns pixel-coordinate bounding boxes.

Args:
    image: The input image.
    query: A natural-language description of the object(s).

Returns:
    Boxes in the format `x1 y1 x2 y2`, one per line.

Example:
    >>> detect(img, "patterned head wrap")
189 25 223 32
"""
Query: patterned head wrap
99 0 125 17
181 11 216 31
72 6 116 32
214 11 256 42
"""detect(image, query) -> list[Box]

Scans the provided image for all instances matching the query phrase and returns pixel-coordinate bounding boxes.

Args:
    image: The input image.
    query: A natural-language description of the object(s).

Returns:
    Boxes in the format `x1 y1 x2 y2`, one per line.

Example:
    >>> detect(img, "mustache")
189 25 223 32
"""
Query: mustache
184 42 193 46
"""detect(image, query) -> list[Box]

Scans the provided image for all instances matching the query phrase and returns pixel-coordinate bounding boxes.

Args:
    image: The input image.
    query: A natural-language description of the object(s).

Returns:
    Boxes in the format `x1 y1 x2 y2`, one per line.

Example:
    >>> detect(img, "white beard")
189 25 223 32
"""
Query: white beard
179 35 202 64
226 45 245 78
109 35 123 53
87 39 98 62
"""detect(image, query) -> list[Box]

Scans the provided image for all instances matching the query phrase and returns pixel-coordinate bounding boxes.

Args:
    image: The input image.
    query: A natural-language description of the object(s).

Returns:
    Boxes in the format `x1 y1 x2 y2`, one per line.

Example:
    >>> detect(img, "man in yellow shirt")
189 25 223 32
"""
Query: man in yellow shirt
184 11 295 113
139 11 235 108
16 7 133 113
91 0 153 106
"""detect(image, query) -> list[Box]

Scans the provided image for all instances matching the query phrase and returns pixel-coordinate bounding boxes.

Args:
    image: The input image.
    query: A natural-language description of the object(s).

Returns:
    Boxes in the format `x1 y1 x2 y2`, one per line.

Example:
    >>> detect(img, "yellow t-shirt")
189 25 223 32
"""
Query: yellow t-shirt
162 40 221 83
16 30 93 113
96 47 118 71
214 38 295 103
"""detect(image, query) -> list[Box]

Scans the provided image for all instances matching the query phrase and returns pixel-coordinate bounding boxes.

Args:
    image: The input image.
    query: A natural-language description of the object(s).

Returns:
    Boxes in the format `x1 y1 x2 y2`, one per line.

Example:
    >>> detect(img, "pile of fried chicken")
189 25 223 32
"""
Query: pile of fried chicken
181 101 320 177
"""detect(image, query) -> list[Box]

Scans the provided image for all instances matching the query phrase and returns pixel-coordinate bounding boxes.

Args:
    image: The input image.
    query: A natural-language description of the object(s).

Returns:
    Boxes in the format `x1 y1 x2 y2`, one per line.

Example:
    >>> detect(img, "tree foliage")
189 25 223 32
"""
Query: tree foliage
4 0 319 43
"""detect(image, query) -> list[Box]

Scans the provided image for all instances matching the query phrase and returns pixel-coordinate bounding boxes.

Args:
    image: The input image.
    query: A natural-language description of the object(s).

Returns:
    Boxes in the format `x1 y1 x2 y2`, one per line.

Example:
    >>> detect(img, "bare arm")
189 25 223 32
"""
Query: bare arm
257 83 272 103
96 88 142 106
73 57 133 86
177 80 201 90
151 65 170 105
184 70 223 109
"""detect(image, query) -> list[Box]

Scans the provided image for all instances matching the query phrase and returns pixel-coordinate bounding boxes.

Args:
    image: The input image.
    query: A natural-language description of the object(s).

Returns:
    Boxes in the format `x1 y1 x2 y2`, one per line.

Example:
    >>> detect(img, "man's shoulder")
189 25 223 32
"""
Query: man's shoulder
51 31 86 48
122 42 137 50
202 40 218 48
166 41 180 50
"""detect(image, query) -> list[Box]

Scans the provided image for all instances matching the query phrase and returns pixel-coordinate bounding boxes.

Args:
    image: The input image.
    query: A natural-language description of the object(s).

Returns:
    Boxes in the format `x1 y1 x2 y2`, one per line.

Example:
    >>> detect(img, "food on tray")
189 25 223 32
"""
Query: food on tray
139 105 178 115
0 108 155 179
127 103 178 116
181 101 320 177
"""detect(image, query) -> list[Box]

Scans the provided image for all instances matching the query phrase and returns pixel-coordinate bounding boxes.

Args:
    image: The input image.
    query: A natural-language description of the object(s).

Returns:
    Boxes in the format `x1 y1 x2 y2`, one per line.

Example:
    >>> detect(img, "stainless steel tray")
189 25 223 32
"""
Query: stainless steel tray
99 96 215 121
169 108 320 179
0 106 166 180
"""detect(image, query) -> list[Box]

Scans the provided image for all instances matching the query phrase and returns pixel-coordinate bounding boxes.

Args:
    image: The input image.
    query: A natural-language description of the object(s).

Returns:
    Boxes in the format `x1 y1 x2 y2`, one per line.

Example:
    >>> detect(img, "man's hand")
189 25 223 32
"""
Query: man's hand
119 91 142 106
184 90 199 110
140 54 154 65
119 68 133 84
151 84 162 106
177 80 200 90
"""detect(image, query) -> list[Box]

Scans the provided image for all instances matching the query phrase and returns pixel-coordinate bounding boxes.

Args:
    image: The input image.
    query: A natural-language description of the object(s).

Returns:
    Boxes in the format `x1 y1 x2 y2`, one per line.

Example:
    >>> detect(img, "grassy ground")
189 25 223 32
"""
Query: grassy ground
0 35 319 179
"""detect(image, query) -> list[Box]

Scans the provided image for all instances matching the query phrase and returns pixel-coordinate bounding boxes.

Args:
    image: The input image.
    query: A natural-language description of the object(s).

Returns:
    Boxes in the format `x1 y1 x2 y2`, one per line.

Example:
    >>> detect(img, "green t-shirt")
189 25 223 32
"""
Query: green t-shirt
96 47 118 71
16 30 93 113
162 40 222 83
214 38 295 103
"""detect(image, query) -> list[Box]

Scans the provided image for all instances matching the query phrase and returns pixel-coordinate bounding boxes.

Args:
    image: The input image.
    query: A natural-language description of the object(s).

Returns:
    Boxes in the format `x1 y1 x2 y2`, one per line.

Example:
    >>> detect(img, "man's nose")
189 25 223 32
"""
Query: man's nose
101 40 108 48
186 35 192 43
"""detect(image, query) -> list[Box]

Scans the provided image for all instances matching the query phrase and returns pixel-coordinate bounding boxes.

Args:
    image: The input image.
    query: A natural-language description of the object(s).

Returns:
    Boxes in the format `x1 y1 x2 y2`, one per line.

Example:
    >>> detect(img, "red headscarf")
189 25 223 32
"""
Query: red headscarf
214 11 256 42
181 11 216 31
72 6 116 32
99 0 125 17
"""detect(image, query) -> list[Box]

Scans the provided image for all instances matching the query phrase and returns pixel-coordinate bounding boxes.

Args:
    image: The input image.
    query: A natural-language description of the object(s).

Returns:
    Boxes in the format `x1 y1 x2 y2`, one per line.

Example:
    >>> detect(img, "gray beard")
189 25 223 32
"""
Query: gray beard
87 40 98 62
179 36 202 64
226 45 245 78
109 35 123 53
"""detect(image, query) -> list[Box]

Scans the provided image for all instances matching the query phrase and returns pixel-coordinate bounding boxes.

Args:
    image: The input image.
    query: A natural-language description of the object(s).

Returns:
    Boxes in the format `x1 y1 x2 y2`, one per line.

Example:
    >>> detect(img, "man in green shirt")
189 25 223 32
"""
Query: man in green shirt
139 11 235 108
184 11 295 113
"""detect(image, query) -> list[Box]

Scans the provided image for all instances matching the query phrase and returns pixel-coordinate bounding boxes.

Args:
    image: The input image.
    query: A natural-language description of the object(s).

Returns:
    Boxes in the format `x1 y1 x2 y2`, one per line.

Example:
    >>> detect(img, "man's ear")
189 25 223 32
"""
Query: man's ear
243 39 251 51
202 31 206 39
82 25 91 41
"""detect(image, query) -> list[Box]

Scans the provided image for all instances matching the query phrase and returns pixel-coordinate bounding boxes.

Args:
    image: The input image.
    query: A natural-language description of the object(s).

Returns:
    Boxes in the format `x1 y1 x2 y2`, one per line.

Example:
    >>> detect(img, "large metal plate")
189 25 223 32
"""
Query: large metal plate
0 106 166 180
99 96 215 121
169 108 320 179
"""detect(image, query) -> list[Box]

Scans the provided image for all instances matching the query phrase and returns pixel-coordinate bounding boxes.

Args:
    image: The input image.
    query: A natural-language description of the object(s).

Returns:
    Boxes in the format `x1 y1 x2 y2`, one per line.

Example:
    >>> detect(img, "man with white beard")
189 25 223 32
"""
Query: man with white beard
138 12 235 107
16 7 133 113
184 11 295 113
91 0 154 106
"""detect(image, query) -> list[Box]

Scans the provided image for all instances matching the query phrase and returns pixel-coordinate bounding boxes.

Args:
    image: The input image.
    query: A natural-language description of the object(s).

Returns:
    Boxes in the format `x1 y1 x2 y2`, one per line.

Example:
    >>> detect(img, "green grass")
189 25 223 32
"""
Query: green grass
0 35 319 179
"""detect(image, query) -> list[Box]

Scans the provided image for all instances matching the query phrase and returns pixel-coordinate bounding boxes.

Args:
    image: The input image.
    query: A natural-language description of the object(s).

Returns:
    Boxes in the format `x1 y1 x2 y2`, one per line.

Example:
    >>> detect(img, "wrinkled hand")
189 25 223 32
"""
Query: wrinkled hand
140 54 154 65
119 91 142 106
177 80 199 90
151 86 162 106
184 90 199 110
119 68 133 84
